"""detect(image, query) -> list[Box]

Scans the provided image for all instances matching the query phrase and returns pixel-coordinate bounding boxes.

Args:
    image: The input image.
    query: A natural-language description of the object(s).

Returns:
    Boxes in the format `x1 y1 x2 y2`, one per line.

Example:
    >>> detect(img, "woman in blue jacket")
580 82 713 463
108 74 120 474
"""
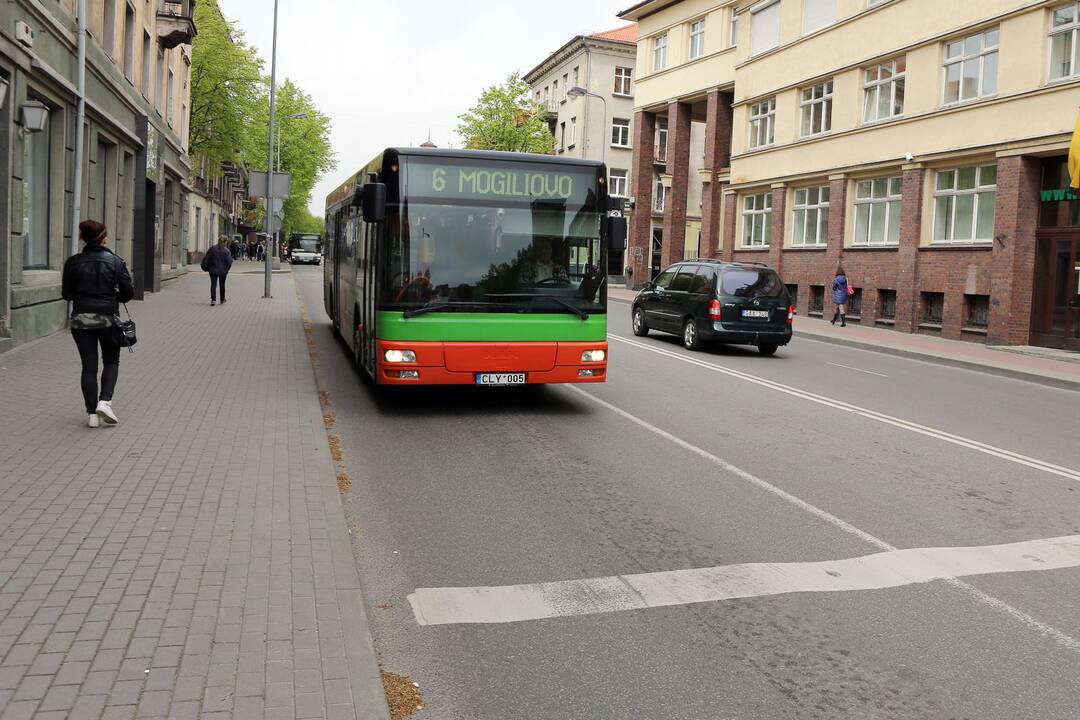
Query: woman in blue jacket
831 266 849 327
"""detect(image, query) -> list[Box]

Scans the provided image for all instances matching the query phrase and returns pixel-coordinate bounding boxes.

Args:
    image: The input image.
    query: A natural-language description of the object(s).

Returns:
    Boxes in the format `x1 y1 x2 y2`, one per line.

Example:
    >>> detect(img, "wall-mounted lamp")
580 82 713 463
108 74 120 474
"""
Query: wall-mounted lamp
18 100 49 136
0 78 9 111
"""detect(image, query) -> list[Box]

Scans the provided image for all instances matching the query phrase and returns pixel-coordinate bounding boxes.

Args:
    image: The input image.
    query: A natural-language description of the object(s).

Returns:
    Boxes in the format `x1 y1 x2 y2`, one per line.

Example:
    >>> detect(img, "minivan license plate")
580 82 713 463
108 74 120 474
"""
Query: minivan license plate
476 373 527 386
741 309 770 319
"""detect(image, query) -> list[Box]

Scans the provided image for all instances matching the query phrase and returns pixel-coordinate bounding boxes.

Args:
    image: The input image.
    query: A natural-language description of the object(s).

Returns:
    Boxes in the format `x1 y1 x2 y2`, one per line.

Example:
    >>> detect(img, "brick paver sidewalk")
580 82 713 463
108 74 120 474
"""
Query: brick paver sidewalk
0 273 389 720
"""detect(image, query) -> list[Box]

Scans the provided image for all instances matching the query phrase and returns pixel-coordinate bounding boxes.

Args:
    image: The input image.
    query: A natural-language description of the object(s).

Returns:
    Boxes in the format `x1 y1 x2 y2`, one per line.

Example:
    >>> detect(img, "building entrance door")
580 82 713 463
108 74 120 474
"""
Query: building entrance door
1032 233 1080 351
650 228 663 279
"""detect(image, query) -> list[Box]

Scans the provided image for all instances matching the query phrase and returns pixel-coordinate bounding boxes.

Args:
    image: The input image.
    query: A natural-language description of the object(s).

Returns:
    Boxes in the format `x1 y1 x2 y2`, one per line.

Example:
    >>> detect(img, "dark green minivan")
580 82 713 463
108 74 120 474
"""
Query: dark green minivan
631 260 794 355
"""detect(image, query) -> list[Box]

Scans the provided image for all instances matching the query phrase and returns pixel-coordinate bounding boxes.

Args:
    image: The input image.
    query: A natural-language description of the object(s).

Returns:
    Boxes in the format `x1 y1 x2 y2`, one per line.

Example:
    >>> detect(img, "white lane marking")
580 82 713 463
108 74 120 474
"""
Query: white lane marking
411 389 1080 654
609 333 1080 483
408 535 1080 626
828 361 889 378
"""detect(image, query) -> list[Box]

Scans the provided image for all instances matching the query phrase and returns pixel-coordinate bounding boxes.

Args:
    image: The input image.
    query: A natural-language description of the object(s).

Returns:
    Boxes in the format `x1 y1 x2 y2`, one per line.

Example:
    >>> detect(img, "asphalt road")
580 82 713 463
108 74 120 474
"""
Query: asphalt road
293 266 1080 720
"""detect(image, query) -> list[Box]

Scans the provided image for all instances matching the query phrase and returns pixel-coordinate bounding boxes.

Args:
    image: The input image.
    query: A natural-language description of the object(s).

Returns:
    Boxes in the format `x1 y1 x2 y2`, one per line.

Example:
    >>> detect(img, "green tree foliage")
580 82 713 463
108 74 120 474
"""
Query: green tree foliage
456 73 556 154
292 208 326 236
189 0 264 171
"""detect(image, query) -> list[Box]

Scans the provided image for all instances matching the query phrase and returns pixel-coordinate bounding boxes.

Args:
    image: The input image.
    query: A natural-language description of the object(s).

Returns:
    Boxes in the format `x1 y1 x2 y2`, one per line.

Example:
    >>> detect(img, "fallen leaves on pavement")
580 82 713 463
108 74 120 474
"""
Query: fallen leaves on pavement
381 670 424 720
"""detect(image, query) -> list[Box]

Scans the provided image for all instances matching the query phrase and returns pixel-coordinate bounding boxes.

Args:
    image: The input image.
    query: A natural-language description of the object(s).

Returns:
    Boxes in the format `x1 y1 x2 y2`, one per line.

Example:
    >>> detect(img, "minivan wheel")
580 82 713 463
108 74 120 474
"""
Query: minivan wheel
632 307 649 337
683 319 702 350
758 343 778 357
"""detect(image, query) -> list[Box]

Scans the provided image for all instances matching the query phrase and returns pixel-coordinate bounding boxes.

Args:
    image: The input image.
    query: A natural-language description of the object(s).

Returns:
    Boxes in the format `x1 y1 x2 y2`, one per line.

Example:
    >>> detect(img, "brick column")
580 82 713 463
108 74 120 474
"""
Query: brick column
894 166 925 333
987 155 1040 345
628 111 656 289
825 175 847 320
660 101 692 269
700 90 733 259
767 184 786 273
722 187 737 261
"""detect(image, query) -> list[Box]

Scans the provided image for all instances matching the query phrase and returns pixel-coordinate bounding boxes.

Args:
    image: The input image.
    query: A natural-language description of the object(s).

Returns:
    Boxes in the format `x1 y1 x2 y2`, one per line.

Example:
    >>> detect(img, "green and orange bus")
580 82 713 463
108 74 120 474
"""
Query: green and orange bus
323 148 626 386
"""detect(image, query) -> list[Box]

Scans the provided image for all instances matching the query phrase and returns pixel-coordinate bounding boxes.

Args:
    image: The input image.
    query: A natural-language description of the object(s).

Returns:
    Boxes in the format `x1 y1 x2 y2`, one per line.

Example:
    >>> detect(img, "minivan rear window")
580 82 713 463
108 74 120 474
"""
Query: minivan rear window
720 269 785 298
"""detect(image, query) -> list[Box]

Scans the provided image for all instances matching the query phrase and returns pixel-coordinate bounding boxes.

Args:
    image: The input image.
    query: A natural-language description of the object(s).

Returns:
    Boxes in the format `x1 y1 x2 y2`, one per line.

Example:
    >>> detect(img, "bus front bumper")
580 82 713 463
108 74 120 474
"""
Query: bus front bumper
375 340 608 385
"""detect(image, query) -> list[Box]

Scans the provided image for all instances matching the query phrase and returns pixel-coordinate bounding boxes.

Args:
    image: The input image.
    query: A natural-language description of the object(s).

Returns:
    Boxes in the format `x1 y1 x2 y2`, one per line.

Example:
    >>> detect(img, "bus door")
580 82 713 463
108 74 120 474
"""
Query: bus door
359 219 378 375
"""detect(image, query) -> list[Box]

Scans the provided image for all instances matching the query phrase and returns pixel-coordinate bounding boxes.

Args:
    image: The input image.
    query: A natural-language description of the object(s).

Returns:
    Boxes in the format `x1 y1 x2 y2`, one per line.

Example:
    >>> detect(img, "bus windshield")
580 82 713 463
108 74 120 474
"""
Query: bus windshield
384 158 605 313
290 237 321 253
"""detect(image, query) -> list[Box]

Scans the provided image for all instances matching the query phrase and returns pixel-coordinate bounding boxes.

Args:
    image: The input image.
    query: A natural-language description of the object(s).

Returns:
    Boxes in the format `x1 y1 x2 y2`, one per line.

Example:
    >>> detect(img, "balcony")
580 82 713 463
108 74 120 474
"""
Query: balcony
157 0 196 49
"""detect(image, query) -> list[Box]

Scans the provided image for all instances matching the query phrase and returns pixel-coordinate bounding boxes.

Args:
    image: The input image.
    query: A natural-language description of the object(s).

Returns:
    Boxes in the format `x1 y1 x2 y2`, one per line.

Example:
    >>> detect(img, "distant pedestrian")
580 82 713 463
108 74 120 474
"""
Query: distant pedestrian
246 240 256 260
61 220 134 428
230 238 241 261
202 235 234 306
257 242 266 262
831 265 849 327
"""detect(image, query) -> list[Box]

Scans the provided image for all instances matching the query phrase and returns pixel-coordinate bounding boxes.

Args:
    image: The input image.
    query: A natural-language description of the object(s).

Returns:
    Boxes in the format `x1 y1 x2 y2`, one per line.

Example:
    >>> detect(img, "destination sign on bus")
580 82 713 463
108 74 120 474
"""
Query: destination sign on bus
407 161 596 204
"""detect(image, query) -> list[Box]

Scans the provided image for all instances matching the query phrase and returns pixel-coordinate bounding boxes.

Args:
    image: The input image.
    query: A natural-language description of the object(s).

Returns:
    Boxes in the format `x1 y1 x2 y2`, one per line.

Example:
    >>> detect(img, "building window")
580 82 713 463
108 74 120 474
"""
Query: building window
944 28 998 104
609 169 629 197
742 192 772 247
809 285 825 315
689 19 706 59
93 140 109 222
853 176 902 245
848 288 863 318
569 116 576 148
792 186 829 246
654 179 666 213
800 80 832 137
965 294 990 328
123 3 136 81
562 73 569 100
1050 2 1080 80
141 30 151 98
552 79 558 105
573 67 579 89
933 164 996 244
103 0 117 57
156 46 165 113
863 57 905 123
614 66 633 95
747 97 775 149
559 121 566 151
22 98 52 269
921 292 944 324
729 9 739 48
167 67 175 126
878 289 897 320
653 33 668 71
803 0 836 34
751 0 780 56
655 118 668 162
611 118 631 147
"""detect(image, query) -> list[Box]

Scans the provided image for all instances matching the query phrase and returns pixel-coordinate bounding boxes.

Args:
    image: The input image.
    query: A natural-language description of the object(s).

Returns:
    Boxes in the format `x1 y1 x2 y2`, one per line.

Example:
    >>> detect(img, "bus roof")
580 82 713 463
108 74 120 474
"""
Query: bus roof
325 148 604 211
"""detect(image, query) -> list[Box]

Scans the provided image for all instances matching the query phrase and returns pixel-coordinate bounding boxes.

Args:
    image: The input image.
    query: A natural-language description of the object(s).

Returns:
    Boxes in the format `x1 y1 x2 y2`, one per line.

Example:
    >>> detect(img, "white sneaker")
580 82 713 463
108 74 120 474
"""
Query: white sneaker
95 400 118 425
87 414 101 428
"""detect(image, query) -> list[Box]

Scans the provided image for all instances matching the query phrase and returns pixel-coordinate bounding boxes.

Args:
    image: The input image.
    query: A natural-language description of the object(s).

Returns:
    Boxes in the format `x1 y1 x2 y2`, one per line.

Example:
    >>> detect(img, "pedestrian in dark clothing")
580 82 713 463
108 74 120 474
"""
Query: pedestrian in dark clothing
202 235 234 306
831 266 849 327
229 238 241 261
256 242 266 262
247 241 256 260
61 220 135 428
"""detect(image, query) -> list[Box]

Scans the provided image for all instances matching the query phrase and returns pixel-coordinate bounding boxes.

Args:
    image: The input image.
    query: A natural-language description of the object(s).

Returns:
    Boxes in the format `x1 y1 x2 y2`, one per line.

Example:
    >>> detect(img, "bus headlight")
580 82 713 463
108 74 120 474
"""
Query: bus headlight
581 350 606 363
384 349 416 363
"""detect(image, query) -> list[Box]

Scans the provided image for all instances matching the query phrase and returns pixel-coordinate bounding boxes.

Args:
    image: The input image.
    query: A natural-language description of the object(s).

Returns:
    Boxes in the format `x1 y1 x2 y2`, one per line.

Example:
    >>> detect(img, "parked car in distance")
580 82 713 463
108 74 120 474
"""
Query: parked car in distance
631 260 794 355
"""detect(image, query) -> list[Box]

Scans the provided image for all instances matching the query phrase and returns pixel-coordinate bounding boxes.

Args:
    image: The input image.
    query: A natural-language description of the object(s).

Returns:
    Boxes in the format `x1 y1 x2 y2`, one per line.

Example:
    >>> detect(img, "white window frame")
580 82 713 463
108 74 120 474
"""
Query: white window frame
932 164 997 245
863 57 906 123
943 27 999 105
729 9 739 48
689 18 706 60
853 176 902 246
799 80 833 137
569 116 577 148
791 186 830 246
1049 2 1080 81
609 169 629 198
747 97 775 149
741 192 773 248
653 33 668 71
614 66 633 96
750 0 781 57
611 118 631 148
654 179 666 213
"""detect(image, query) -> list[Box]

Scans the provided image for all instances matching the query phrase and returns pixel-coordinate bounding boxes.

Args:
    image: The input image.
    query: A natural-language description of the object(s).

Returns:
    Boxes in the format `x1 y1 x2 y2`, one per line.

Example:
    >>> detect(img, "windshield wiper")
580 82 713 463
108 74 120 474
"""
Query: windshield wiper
402 301 495 319
485 294 589 320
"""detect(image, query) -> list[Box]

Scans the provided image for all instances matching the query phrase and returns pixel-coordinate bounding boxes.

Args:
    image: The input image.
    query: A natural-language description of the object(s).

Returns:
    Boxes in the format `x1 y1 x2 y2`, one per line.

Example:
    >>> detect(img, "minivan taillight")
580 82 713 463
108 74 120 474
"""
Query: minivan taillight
709 299 722 320
787 305 795 324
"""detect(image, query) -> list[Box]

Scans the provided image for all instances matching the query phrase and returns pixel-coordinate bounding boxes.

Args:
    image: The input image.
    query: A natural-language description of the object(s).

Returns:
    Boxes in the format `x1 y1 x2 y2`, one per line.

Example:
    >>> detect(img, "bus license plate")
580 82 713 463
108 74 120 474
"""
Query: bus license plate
741 309 770 319
476 373 527 386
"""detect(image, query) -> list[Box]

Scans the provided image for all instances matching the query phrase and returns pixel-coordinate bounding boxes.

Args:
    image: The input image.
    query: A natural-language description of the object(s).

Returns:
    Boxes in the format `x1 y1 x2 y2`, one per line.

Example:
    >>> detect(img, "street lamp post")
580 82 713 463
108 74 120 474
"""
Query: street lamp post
567 86 607 166
263 0 279 298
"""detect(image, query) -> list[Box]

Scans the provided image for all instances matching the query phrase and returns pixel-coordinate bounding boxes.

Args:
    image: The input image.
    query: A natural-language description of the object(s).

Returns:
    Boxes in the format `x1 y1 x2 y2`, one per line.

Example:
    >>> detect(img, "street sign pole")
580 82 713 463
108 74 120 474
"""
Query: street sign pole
264 0 279 298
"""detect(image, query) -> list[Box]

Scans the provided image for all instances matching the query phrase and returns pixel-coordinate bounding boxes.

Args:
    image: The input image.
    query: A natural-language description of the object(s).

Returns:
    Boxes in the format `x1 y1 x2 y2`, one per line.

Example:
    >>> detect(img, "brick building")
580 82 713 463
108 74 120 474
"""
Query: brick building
619 0 1080 349
0 0 194 351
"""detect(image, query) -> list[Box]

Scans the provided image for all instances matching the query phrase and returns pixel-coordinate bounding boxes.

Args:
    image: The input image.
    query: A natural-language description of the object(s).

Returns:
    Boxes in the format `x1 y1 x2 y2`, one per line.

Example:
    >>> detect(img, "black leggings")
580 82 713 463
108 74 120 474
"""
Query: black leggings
211 274 227 302
72 328 121 414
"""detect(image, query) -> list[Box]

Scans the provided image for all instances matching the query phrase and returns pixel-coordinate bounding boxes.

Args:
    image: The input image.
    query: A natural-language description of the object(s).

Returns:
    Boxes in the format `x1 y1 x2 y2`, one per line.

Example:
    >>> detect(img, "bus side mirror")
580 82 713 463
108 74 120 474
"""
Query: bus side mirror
607 215 627 253
362 183 387 223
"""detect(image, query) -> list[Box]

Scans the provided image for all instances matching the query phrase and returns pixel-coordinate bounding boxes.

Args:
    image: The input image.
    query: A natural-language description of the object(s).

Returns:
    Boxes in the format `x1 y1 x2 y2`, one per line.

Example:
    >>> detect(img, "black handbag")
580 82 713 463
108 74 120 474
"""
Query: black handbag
112 304 137 351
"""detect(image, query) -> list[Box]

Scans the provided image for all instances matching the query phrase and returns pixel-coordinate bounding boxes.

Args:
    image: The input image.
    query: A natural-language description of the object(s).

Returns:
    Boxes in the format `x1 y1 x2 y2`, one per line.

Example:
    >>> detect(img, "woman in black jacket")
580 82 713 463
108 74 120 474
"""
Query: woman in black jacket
203 235 234 306
61 220 135 428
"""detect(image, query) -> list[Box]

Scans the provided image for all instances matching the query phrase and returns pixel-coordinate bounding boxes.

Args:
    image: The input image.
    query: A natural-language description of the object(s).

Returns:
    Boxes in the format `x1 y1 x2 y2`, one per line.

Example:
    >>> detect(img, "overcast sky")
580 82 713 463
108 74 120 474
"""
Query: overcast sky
215 0 632 217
